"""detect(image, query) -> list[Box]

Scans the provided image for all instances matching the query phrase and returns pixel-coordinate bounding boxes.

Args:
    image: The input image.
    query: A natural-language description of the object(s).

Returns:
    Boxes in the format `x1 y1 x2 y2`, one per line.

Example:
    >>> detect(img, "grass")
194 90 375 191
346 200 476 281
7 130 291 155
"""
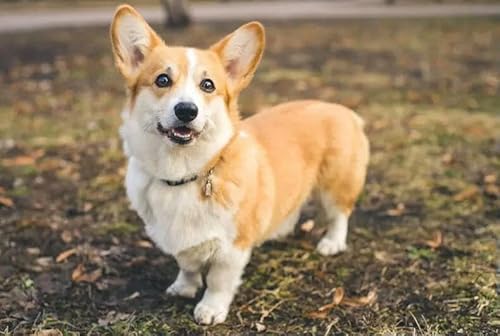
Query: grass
0 18 498 335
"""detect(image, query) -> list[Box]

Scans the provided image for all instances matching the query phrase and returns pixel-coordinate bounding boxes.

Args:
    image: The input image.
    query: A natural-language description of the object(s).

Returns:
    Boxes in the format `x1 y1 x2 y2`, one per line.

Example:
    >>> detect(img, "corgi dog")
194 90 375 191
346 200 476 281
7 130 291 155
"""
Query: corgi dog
110 5 369 325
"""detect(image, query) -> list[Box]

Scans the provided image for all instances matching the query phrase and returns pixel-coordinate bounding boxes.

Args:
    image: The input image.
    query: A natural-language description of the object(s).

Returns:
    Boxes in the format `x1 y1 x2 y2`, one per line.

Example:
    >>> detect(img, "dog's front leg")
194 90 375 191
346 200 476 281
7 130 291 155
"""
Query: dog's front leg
194 246 251 325
166 269 202 298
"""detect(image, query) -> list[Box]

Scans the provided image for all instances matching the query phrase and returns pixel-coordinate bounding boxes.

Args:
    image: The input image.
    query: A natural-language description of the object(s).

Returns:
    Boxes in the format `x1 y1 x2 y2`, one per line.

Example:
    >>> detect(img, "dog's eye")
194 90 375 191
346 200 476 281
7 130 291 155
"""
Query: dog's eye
200 79 215 93
155 73 172 88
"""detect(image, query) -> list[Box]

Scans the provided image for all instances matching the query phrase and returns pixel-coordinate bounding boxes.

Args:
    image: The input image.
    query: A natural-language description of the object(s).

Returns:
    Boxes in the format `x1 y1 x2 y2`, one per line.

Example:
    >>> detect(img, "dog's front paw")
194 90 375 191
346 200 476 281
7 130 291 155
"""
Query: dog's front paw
166 278 200 299
194 301 228 325
317 236 347 256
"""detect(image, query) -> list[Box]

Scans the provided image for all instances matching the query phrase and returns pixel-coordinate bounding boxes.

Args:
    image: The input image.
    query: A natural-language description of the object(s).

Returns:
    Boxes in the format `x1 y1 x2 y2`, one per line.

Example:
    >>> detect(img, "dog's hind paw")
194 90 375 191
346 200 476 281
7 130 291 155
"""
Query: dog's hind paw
316 237 347 256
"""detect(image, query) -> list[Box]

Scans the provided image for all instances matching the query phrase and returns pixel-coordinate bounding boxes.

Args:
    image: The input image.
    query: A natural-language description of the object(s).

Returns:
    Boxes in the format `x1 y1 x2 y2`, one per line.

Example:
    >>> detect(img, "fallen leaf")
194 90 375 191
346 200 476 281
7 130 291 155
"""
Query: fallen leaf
33 330 62 336
136 240 153 248
386 203 405 216
453 186 479 202
98 311 131 327
255 322 266 332
441 152 454 165
300 219 315 232
333 287 345 304
56 248 77 263
374 251 396 264
342 289 377 308
83 202 93 212
36 257 53 267
124 291 140 301
485 184 499 197
71 264 85 282
307 310 329 319
372 119 388 130
308 287 345 319
125 256 147 267
0 196 14 208
0 186 5 194
26 247 41 255
424 231 443 250
484 174 497 184
2 155 35 167
72 266 102 283
60 230 73 243
318 287 345 312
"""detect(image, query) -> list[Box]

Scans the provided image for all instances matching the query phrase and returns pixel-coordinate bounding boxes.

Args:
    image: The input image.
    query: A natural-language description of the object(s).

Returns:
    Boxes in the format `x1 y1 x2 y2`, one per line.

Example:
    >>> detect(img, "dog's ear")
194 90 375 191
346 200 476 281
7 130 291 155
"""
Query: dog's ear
110 5 162 79
211 22 265 94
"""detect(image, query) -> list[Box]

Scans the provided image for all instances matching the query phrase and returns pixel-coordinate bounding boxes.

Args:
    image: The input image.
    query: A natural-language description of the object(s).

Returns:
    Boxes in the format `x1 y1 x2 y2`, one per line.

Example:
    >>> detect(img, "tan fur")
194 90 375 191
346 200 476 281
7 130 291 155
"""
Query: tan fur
203 101 369 248
111 5 369 250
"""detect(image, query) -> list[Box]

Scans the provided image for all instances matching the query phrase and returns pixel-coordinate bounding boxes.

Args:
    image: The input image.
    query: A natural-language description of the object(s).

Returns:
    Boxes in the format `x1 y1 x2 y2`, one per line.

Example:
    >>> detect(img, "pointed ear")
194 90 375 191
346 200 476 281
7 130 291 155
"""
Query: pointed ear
210 21 265 94
110 5 162 79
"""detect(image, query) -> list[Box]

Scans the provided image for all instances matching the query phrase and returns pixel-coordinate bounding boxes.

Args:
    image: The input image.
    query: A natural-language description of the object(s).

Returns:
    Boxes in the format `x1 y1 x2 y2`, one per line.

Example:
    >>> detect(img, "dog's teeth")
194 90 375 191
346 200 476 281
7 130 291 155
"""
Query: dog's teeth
173 131 191 139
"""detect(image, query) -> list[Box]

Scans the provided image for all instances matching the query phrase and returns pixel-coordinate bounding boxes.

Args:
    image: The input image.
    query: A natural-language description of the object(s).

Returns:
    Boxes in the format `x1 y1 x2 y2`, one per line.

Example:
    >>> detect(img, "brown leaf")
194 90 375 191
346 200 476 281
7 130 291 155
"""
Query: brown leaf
309 287 345 319
56 248 77 263
71 264 85 282
26 247 41 255
36 257 53 267
33 330 62 336
453 186 479 202
485 184 499 197
342 289 377 308
374 251 396 264
2 155 35 167
60 230 73 243
0 196 14 208
0 186 5 194
424 231 443 250
441 152 454 165
386 203 405 216
83 202 93 212
307 310 328 319
300 219 315 233
123 291 140 301
136 240 153 248
333 287 345 305
372 119 388 130
72 265 102 283
484 174 497 184
254 322 266 332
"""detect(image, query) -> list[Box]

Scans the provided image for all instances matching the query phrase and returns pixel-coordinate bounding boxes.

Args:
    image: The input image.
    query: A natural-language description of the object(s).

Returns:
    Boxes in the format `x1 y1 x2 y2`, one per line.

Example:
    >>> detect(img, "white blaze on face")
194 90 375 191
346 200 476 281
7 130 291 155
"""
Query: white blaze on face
158 48 207 133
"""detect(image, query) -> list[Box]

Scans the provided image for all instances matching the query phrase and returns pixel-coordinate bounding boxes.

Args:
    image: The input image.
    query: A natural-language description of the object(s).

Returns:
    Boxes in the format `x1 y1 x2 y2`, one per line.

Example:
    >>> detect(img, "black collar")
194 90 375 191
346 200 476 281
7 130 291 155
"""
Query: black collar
159 168 215 197
161 174 198 186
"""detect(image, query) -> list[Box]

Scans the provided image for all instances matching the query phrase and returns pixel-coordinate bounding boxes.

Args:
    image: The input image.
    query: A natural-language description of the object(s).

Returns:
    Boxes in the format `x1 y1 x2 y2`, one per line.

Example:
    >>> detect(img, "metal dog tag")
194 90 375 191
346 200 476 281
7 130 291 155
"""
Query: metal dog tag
203 169 214 197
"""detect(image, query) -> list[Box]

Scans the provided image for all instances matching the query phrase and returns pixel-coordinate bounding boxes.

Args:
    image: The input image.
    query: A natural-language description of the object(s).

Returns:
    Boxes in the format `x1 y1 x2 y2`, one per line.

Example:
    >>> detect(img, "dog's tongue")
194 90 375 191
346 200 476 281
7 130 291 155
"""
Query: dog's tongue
174 126 193 135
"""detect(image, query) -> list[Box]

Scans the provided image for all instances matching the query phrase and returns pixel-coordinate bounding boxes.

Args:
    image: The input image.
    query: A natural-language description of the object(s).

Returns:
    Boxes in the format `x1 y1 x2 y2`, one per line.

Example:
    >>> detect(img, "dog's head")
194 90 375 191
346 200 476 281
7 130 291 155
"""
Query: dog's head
111 5 264 148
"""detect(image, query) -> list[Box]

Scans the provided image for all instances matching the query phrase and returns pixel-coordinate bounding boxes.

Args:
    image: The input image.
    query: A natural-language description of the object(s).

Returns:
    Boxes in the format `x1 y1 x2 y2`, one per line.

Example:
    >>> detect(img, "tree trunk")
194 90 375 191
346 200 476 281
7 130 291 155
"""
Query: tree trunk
161 0 191 28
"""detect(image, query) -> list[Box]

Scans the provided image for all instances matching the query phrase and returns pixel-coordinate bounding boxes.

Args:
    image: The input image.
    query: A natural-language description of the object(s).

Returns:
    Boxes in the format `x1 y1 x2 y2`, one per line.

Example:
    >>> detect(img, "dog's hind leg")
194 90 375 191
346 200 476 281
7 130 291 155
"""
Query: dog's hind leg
315 113 369 256
316 192 350 256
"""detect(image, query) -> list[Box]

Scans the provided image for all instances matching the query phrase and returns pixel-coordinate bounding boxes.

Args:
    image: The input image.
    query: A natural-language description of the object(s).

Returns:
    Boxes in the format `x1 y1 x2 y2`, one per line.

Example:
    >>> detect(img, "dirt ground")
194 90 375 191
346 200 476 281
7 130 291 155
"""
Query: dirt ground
0 18 498 335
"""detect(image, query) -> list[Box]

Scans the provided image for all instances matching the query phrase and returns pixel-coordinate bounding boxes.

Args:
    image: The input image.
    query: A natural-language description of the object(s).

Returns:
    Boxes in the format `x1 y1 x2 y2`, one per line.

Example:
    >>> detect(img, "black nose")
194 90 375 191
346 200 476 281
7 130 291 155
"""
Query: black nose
174 102 198 122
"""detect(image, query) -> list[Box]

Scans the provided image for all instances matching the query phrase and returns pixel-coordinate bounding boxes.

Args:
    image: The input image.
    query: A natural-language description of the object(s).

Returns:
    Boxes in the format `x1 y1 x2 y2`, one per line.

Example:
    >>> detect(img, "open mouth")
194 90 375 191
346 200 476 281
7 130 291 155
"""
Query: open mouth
157 123 199 145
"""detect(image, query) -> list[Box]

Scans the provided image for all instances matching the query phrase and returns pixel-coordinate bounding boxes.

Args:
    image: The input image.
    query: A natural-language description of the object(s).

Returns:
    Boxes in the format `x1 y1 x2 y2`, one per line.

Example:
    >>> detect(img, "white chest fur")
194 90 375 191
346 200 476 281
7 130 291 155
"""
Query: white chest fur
125 157 236 256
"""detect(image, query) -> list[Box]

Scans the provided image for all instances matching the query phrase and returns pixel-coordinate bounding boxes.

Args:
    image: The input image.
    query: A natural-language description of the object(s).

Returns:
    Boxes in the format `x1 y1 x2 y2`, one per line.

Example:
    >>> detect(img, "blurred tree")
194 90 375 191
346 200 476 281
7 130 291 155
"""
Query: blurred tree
161 0 191 28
